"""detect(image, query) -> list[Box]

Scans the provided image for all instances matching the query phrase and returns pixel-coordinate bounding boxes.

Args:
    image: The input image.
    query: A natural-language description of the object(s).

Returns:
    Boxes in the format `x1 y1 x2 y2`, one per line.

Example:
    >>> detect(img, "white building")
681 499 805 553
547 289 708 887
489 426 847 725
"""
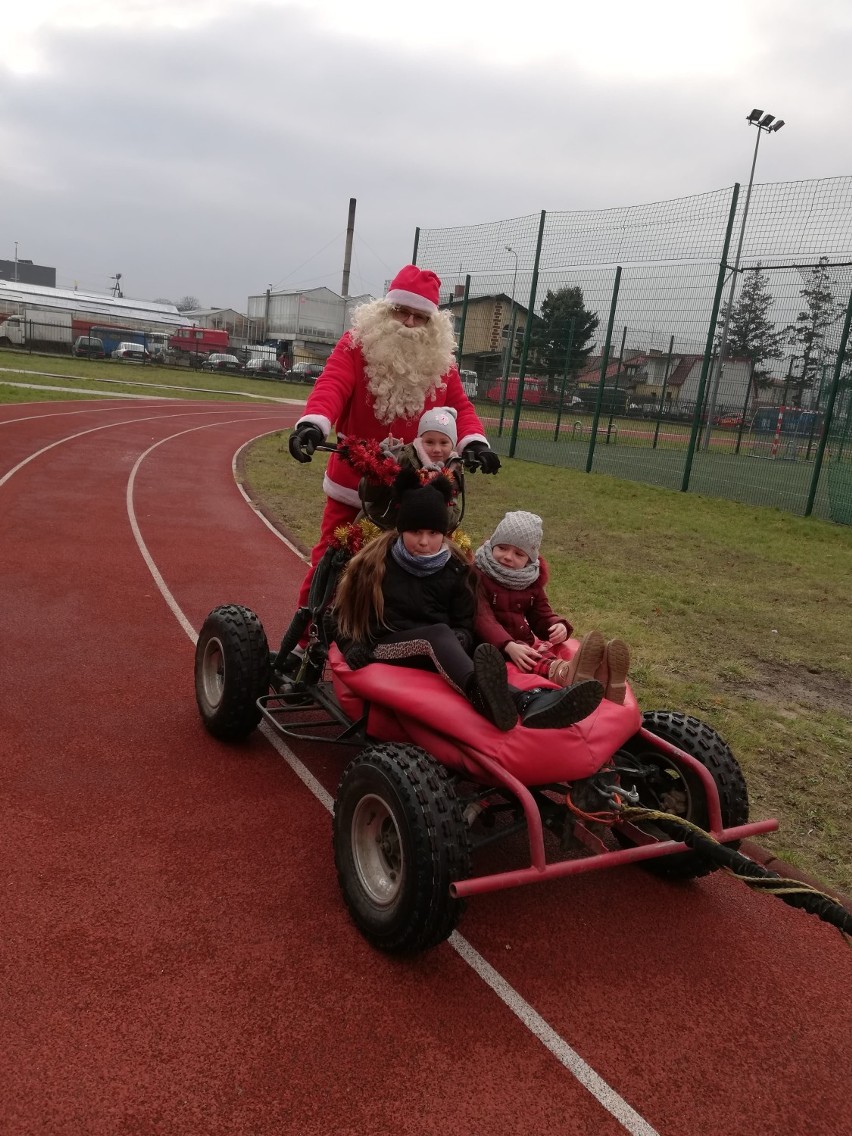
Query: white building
246 285 374 362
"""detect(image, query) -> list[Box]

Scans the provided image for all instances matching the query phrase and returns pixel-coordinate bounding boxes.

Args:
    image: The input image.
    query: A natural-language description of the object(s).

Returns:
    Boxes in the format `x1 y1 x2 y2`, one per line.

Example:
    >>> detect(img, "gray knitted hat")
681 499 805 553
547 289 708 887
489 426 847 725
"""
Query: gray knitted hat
490 510 543 562
418 405 458 445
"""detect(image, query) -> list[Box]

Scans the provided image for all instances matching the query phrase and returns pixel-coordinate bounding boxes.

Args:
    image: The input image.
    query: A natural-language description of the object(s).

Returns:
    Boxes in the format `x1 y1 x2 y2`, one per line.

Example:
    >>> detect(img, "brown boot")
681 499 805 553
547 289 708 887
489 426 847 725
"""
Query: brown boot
602 639 630 704
549 630 606 688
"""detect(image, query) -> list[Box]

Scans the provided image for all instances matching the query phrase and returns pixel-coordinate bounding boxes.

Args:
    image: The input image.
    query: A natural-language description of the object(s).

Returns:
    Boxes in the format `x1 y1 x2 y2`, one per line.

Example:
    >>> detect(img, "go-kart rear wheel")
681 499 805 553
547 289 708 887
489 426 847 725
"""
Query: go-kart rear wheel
194 604 270 741
333 744 471 953
615 711 749 880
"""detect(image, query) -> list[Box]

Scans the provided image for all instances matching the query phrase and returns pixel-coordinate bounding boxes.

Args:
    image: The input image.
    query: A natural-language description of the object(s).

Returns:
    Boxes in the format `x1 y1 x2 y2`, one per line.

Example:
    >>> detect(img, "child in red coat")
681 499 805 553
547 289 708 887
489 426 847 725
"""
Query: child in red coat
473 511 631 703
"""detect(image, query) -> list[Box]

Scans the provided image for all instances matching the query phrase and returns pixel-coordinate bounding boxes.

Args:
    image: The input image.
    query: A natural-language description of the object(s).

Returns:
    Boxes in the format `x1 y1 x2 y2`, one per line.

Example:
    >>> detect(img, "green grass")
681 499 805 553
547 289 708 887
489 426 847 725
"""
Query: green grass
0 349 313 404
243 433 852 895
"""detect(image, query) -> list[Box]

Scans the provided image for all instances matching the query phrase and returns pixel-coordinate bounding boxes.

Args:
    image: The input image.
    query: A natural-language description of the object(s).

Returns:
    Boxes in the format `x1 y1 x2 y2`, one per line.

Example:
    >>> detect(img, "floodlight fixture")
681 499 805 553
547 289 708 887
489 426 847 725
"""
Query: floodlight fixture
747 108 763 122
770 119 785 132
758 113 775 127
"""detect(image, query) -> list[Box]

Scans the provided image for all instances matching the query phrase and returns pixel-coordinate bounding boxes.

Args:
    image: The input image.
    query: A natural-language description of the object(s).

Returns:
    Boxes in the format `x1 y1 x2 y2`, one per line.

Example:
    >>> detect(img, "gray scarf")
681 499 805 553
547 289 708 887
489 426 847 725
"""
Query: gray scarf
391 536 451 577
474 540 540 590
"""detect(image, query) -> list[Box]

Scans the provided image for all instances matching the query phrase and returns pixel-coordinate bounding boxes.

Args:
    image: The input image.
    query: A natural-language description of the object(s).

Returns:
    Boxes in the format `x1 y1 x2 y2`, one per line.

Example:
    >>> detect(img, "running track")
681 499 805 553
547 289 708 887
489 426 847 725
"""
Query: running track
1 398 849 1136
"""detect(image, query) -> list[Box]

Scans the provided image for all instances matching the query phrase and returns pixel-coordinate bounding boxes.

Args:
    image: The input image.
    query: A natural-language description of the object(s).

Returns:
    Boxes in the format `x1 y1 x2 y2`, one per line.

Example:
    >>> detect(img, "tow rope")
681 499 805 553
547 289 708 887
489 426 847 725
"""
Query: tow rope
619 806 852 941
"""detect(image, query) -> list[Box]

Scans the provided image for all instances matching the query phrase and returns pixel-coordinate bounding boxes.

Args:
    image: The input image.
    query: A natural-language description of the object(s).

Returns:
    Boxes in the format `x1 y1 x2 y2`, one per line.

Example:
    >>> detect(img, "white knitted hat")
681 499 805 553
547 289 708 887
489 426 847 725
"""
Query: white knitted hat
418 405 458 445
490 511 543 562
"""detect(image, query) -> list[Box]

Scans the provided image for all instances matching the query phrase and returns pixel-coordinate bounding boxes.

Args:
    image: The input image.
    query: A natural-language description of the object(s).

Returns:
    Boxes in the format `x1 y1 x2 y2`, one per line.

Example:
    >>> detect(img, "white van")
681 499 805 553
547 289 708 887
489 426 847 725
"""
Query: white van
459 369 478 398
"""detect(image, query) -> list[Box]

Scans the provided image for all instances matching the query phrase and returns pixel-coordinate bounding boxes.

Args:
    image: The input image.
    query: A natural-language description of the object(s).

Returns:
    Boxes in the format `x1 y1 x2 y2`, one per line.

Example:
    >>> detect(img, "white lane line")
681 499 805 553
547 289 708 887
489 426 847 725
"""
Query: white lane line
0 403 179 426
232 432 310 563
126 416 287 643
0 409 214 488
127 419 658 1136
0 381 179 401
450 934 659 1135
0 367 306 404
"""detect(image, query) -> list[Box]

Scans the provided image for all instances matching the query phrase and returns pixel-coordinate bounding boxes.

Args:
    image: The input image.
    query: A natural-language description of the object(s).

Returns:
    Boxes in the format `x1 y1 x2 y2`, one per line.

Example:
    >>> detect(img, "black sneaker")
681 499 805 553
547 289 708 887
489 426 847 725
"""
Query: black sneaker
514 679 604 729
469 644 518 732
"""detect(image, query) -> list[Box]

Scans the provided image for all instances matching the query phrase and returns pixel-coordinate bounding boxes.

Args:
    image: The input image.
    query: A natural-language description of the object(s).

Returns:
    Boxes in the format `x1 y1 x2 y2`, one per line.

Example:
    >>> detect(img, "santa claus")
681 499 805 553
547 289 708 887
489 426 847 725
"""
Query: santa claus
284 264 500 673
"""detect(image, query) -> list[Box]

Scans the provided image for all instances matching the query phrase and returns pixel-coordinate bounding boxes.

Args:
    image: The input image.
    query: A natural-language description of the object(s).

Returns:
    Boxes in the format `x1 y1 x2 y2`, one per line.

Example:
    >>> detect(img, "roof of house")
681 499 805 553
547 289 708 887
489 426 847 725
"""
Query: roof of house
439 293 529 315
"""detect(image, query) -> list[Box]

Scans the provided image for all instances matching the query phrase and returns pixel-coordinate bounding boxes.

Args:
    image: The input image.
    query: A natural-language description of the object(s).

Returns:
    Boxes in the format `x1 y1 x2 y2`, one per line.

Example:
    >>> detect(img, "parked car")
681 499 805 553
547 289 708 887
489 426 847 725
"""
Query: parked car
201 353 244 373
285 362 325 382
72 336 106 359
111 342 151 363
244 357 285 379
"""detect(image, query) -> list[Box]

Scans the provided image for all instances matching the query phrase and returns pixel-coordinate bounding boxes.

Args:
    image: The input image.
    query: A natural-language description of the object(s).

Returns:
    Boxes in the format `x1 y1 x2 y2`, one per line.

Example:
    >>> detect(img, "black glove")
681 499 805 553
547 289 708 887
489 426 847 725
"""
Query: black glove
462 440 501 475
288 422 325 463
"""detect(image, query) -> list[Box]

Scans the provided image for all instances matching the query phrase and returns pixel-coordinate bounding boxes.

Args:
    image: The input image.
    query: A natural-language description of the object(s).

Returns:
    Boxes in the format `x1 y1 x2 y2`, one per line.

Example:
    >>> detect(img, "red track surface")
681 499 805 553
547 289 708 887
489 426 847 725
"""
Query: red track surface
2 398 850 1136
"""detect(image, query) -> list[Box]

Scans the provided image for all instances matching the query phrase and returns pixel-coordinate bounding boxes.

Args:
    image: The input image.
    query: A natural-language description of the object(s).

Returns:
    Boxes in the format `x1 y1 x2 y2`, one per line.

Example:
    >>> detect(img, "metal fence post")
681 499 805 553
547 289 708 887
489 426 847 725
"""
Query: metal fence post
652 335 675 450
681 183 740 492
508 210 547 459
411 227 420 266
805 286 852 516
585 266 622 473
606 326 628 443
553 318 576 442
456 275 471 371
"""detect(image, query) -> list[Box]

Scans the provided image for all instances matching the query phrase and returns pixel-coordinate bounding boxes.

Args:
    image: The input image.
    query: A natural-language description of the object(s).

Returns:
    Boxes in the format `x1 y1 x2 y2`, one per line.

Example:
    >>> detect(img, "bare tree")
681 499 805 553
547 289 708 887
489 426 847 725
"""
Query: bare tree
176 295 201 312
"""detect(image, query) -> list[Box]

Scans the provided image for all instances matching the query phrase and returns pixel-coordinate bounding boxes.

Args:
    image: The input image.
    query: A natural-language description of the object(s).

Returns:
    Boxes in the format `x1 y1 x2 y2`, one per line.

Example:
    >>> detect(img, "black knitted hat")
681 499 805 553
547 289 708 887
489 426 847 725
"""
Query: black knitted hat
394 469 453 534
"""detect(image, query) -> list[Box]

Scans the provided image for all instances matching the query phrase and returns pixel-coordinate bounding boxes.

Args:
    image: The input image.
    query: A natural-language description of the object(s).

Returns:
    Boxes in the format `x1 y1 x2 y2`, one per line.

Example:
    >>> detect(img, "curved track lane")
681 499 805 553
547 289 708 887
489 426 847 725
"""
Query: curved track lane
1 398 849 1136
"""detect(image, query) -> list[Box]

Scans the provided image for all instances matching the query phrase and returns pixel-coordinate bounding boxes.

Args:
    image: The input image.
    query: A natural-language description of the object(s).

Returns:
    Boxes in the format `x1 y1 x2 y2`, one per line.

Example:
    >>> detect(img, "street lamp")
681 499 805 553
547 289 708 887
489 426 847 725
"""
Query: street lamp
703 109 785 447
499 245 519 436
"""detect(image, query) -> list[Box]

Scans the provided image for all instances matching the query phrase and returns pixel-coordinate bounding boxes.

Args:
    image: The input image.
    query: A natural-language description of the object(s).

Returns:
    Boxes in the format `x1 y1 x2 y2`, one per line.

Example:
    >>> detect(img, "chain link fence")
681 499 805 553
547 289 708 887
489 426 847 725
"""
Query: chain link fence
414 178 852 524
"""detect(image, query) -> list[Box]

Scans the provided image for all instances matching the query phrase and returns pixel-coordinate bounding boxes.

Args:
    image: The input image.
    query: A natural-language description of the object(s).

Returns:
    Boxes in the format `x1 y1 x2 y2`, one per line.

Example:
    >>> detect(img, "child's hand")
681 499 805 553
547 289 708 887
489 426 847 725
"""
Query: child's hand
505 641 541 672
548 623 568 646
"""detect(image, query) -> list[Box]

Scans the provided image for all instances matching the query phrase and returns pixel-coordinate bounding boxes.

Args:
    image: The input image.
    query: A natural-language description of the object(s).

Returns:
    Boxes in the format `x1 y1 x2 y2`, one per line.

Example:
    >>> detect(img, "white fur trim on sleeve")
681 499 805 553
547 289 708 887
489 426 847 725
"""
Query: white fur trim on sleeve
296 413 332 437
457 432 488 452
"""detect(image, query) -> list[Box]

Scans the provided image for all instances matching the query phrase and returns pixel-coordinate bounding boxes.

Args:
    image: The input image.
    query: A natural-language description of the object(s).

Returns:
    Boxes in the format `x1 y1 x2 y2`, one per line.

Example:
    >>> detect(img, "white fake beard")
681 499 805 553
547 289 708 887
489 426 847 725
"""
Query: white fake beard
351 302 457 424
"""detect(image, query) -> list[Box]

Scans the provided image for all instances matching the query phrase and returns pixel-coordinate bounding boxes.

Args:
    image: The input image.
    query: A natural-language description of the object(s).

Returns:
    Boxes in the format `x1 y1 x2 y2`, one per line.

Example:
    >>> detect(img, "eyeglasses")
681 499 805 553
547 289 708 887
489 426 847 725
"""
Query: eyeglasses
390 304 431 326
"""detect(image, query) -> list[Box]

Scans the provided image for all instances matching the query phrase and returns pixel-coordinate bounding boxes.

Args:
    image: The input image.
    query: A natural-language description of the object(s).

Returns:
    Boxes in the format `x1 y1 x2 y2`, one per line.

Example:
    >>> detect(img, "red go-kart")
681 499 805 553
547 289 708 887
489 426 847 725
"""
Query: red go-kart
193 534 778 953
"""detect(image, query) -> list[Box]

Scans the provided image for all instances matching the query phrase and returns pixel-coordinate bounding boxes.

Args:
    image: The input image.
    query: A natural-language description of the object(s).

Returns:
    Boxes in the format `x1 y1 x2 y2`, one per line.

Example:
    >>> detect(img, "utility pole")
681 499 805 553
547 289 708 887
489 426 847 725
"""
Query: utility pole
341 197 356 298
14 241 18 282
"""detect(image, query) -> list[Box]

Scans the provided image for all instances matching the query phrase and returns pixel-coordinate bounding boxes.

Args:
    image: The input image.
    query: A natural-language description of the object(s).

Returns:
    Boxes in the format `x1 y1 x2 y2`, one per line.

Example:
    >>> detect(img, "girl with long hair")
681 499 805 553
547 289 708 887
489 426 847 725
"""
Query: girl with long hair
333 472 604 732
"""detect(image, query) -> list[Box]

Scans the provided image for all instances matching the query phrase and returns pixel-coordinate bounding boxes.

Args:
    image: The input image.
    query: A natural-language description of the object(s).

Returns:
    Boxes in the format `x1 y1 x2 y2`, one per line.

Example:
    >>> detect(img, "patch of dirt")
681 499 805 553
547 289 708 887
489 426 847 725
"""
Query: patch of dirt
733 658 852 716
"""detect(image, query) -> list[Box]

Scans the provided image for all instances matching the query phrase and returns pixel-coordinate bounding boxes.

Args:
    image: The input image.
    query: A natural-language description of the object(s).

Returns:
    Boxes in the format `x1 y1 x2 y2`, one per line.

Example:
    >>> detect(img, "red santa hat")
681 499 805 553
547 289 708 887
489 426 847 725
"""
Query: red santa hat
385 265 441 315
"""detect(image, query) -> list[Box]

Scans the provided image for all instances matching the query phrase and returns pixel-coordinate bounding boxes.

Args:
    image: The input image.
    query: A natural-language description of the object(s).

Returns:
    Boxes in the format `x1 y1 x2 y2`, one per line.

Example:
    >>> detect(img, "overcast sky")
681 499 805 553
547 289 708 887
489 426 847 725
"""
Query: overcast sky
2 0 851 311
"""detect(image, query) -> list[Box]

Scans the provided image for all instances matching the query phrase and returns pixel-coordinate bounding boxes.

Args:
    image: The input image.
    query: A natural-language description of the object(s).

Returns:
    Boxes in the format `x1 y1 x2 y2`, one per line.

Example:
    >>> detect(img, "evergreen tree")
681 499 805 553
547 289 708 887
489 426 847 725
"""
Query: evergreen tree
715 263 783 388
784 258 844 407
529 287 599 387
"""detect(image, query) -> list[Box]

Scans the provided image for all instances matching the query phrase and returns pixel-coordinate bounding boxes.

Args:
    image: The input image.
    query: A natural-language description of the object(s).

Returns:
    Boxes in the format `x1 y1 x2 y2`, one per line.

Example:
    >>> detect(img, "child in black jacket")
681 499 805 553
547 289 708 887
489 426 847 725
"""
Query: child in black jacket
333 472 602 731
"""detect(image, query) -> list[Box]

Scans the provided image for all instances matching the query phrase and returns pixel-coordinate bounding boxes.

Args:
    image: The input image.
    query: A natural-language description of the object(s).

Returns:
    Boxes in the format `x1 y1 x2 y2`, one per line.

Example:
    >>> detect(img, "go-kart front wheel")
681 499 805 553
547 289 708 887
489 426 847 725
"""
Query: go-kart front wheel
615 711 749 880
194 604 270 741
333 744 471 953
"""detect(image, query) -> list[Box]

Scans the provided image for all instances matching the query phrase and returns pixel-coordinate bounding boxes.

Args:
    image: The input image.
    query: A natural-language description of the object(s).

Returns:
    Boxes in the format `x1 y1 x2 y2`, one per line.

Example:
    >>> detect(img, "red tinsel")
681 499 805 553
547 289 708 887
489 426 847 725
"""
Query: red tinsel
336 438 461 498
337 438 401 487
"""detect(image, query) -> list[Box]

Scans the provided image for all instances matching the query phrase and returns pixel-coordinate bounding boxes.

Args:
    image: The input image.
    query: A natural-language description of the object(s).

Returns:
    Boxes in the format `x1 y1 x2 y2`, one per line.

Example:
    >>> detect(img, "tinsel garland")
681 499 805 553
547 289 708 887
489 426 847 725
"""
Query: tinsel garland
336 438 400 487
329 517 471 559
335 438 460 497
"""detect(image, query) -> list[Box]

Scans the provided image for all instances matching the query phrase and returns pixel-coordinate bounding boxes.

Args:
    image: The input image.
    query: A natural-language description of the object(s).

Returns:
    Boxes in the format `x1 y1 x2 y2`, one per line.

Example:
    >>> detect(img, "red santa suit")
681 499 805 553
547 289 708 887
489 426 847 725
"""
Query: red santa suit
296 331 487 509
293 332 487 608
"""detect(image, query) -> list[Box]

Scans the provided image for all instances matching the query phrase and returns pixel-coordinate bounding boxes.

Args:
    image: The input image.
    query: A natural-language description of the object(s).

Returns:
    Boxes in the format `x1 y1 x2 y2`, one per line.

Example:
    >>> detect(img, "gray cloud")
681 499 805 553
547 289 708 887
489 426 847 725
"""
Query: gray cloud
2 3 850 309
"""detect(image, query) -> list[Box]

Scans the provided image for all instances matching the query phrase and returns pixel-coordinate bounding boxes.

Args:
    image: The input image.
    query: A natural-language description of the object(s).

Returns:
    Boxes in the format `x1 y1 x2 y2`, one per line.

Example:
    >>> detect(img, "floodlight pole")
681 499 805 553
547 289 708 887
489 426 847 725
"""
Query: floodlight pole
702 112 783 449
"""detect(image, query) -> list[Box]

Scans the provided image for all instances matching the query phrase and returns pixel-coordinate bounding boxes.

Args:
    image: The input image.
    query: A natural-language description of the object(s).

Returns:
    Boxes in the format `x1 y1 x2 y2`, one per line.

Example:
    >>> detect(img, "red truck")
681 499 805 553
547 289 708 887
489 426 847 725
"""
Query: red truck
168 326 230 355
